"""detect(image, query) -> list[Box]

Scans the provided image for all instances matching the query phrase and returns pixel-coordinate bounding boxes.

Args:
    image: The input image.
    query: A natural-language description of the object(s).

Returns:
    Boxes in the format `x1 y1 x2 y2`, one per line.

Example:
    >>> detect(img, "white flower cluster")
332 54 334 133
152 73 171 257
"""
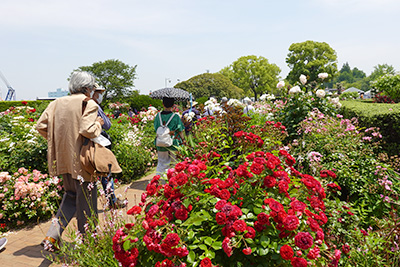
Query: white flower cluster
289 85 302 95
260 94 276 101
318 73 329 80
276 81 285 89
183 111 196 122
328 97 342 108
227 99 244 107
124 126 142 146
315 89 326 98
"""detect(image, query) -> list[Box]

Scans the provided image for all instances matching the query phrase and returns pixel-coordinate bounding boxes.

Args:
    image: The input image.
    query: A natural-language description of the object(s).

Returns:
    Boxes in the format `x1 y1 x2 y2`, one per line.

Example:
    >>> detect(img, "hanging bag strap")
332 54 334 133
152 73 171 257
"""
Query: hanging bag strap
159 112 176 127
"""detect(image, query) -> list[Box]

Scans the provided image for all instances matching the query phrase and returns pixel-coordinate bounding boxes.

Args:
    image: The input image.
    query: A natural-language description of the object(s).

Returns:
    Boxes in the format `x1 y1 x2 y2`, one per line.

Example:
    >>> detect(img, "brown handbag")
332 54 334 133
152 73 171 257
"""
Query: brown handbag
80 137 122 177
79 98 122 177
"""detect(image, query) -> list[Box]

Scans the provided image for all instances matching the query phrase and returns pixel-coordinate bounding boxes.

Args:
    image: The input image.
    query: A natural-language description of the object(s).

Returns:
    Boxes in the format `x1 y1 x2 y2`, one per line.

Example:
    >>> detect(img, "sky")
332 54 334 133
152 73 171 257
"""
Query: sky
1 0 400 100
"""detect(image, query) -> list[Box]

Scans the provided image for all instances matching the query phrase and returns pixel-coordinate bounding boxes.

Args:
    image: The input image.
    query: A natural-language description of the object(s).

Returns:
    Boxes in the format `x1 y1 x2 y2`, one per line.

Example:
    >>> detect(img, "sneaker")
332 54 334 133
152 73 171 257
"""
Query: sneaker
0 237 7 251
40 236 59 252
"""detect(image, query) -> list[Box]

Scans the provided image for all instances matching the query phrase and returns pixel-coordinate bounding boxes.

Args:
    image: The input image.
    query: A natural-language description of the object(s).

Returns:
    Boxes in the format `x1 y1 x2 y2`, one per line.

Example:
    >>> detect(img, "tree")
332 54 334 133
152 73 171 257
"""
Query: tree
73 59 138 100
175 73 244 100
326 62 368 90
369 64 396 82
286 40 338 85
219 55 281 101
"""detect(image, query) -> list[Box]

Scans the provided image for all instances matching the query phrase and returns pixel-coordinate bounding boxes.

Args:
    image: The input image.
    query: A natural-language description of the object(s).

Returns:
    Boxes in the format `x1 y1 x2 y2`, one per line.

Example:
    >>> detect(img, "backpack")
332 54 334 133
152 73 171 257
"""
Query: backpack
156 113 176 147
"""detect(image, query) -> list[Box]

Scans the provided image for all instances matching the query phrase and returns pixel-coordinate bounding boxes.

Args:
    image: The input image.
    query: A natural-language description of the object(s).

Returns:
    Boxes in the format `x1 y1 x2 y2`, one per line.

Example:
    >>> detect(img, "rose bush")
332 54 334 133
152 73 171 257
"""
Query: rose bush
112 108 342 266
0 167 62 231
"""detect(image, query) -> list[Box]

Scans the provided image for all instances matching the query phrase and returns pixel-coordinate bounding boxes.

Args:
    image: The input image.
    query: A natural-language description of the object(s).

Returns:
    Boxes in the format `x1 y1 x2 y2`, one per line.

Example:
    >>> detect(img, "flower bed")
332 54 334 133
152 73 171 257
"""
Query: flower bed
0 168 62 231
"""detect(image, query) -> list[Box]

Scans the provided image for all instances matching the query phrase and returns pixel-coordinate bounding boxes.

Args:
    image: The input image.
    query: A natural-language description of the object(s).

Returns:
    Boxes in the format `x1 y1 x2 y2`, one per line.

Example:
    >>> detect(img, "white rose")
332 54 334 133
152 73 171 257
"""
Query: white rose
300 74 307 85
330 97 339 105
316 89 326 98
289 86 302 95
276 81 285 88
260 94 267 101
318 73 329 80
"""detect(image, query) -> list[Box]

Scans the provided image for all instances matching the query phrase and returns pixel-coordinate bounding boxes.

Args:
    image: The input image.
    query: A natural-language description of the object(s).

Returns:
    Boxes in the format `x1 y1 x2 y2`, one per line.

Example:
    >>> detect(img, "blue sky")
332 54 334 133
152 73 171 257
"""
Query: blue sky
1 0 400 100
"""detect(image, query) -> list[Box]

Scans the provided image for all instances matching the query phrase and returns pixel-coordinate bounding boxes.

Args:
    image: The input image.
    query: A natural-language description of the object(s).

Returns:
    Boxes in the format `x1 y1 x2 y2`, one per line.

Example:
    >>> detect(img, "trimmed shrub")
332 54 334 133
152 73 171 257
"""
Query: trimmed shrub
340 100 400 156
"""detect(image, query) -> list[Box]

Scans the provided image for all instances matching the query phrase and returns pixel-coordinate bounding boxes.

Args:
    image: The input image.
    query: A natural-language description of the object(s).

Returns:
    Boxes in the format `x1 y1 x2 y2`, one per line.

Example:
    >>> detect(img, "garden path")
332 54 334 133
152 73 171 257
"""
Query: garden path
0 172 154 267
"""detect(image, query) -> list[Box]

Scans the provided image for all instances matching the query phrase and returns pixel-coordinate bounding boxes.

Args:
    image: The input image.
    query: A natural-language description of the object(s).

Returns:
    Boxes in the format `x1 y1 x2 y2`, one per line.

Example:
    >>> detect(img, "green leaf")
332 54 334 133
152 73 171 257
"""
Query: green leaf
123 240 131 251
188 230 195 239
205 250 215 259
182 212 205 227
260 235 270 248
204 237 213 246
253 207 263 214
199 244 207 251
211 241 222 250
258 247 269 256
187 251 196 264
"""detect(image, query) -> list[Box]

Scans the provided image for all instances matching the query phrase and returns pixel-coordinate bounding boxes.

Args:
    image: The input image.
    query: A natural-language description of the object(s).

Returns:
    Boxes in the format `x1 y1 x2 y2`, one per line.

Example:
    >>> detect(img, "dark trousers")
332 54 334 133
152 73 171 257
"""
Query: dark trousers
46 174 97 240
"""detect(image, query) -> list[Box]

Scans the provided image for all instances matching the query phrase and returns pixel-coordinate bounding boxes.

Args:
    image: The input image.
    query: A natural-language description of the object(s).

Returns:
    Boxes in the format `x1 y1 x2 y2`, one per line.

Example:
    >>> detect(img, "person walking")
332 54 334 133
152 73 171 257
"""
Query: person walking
36 71 103 251
92 85 126 209
181 101 200 135
154 97 185 176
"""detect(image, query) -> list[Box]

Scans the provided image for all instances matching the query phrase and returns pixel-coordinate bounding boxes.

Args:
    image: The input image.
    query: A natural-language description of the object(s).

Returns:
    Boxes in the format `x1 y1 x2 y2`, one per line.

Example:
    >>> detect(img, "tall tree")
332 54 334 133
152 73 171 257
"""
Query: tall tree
219 55 280 101
175 73 243 100
73 59 138 100
286 40 337 85
369 64 396 81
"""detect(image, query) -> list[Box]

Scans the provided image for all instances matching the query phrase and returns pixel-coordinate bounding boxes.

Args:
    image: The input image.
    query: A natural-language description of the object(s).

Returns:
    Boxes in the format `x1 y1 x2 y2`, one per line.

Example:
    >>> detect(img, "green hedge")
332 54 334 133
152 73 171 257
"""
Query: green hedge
340 100 400 155
125 95 162 111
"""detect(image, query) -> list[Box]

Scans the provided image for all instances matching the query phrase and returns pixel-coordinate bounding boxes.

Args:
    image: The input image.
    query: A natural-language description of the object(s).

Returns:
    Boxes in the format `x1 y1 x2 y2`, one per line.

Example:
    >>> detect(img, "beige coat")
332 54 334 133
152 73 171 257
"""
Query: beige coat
36 93 102 182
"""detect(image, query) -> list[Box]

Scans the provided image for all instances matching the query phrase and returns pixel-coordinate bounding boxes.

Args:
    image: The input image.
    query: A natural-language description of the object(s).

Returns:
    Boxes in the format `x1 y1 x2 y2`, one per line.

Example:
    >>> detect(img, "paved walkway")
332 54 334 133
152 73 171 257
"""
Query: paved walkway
0 173 154 267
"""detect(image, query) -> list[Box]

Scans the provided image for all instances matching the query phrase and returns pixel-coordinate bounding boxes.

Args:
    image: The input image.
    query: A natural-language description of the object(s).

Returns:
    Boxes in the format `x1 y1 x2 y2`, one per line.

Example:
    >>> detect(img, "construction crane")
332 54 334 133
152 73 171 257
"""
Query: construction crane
0 70 16 101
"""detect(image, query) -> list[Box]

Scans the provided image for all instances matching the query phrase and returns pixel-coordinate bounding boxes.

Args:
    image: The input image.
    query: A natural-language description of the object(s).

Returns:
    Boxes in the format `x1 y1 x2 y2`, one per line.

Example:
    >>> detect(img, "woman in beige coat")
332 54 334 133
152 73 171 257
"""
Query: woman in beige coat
36 71 104 251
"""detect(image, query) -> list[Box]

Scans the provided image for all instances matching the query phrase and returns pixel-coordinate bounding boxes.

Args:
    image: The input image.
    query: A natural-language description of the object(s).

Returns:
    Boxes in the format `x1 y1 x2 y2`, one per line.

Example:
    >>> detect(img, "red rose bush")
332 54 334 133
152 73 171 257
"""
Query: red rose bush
113 133 340 266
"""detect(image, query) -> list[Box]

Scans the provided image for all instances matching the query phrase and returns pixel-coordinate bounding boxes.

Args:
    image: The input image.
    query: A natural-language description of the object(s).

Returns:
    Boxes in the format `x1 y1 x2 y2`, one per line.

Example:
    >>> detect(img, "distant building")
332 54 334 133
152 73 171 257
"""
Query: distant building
48 88 68 98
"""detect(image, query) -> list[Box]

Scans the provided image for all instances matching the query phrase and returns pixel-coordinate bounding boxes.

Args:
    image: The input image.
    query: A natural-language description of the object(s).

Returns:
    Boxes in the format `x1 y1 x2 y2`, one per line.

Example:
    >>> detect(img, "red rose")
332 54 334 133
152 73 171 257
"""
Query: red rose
127 205 142 215
290 200 306 212
216 212 227 225
295 232 314 250
254 220 266 232
215 200 227 210
291 257 308 267
283 215 299 231
307 217 321 232
222 237 233 257
242 247 252 255
175 208 188 221
219 189 231 200
257 212 270 225
268 199 284 213
280 244 294 260
342 243 351 254
263 175 277 188
244 226 256 239
200 257 212 267
233 220 247 232
163 233 180 247
250 162 264 175
307 246 320 260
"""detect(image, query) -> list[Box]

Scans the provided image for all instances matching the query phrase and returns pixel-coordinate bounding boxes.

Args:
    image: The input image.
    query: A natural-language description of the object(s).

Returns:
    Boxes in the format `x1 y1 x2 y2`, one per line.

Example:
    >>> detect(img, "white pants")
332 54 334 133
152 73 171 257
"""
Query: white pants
156 151 177 176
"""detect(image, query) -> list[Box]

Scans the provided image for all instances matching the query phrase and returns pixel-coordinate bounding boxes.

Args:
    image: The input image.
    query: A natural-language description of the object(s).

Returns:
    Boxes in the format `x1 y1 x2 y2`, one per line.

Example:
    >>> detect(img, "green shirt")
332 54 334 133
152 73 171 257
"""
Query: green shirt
154 111 185 151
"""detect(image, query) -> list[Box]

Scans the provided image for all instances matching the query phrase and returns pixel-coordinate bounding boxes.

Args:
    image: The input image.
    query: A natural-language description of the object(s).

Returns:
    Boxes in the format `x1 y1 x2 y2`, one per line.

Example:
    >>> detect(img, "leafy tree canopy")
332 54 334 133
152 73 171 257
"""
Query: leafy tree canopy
369 64 396 82
175 73 244 100
326 62 368 90
219 55 281 101
73 59 138 101
286 40 338 85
